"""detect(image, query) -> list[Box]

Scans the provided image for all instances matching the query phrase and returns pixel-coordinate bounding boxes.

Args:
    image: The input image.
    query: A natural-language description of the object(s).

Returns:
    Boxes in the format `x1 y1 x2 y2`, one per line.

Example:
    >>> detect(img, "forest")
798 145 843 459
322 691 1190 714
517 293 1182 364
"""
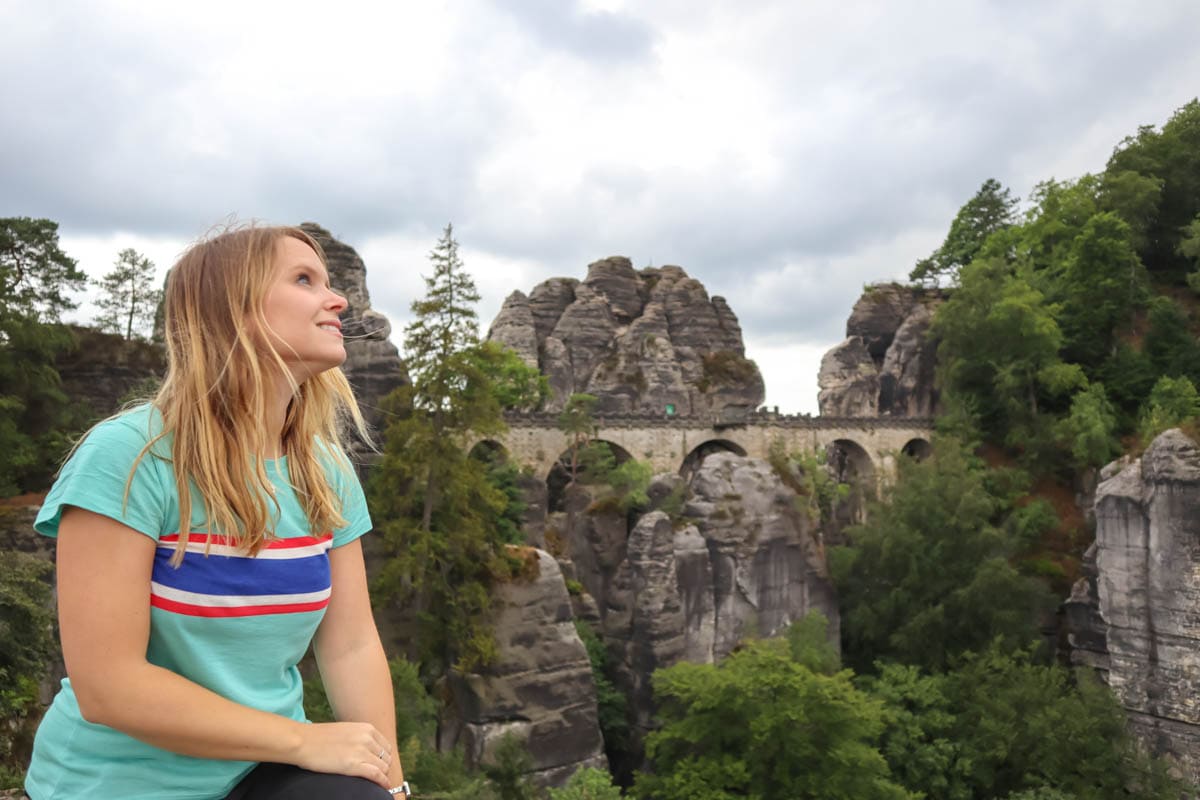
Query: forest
2 99 1200 797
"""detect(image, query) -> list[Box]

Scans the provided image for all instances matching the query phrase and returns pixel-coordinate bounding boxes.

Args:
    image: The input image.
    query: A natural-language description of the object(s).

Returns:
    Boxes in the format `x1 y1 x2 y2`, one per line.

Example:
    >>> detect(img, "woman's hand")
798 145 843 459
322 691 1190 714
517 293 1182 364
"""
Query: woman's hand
291 721 394 789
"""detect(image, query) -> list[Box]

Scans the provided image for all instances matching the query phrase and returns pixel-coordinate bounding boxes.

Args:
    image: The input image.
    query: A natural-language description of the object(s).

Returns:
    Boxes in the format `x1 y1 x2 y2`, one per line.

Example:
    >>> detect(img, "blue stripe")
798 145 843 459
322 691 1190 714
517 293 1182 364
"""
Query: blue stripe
152 550 331 597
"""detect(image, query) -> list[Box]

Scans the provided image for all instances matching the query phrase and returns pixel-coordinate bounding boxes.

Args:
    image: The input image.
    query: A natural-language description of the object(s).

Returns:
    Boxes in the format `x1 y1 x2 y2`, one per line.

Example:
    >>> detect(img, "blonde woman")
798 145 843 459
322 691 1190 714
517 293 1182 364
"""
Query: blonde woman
25 226 409 799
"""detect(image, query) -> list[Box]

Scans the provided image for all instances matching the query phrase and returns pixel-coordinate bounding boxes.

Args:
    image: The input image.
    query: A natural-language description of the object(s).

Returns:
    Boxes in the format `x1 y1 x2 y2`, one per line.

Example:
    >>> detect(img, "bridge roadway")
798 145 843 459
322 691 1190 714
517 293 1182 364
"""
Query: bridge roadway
481 410 936 479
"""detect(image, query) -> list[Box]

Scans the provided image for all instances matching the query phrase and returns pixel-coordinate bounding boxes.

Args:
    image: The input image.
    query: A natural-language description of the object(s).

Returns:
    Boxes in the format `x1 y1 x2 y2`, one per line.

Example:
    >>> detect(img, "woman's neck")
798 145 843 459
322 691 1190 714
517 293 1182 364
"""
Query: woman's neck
262 374 296 459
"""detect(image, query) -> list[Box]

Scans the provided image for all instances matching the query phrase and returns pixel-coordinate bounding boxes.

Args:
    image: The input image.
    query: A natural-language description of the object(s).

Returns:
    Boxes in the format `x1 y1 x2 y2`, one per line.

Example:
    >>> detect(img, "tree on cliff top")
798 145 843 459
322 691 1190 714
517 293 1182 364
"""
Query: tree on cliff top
94 247 162 341
370 224 545 672
910 179 1018 285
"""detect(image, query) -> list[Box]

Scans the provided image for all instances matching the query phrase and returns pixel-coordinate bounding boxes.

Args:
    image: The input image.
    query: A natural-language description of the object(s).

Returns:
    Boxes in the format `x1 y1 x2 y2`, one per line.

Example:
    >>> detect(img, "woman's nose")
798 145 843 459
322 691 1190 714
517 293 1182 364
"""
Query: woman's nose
326 289 348 312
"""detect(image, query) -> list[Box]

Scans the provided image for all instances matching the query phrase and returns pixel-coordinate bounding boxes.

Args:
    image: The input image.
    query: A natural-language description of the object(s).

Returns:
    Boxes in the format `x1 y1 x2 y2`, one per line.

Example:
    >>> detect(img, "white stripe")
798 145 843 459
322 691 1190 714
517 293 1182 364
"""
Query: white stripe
150 582 331 607
158 541 332 559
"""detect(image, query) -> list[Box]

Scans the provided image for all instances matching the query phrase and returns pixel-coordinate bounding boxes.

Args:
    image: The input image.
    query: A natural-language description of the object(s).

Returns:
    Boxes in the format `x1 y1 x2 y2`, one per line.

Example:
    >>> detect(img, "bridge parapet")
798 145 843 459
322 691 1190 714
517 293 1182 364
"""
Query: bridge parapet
491 411 936 477
502 410 935 432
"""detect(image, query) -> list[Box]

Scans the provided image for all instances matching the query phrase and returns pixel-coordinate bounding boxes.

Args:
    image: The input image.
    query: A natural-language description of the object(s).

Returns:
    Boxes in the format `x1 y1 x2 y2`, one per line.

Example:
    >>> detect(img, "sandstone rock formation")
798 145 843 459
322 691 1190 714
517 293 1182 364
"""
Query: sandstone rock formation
300 223 408 442
438 548 608 786
550 453 839 764
487 258 763 416
56 327 166 417
1066 430 1200 782
817 283 940 417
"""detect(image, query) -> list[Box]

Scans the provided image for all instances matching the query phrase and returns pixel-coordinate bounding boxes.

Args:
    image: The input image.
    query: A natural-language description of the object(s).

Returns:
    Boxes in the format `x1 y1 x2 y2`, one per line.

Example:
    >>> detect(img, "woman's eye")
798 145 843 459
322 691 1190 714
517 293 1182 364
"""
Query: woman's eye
296 273 312 285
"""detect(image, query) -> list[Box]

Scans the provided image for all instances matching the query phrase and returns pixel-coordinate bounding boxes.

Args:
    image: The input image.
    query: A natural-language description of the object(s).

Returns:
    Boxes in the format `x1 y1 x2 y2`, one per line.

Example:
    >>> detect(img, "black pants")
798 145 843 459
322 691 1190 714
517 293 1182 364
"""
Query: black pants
223 762 393 800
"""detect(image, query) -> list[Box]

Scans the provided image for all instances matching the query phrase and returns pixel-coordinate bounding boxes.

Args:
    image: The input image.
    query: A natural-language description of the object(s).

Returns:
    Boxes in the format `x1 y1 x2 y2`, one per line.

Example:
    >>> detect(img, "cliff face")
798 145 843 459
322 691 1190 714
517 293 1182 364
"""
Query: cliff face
548 453 839 769
438 549 608 786
487 257 764 416
1067 430 1200 782
817 283 941 417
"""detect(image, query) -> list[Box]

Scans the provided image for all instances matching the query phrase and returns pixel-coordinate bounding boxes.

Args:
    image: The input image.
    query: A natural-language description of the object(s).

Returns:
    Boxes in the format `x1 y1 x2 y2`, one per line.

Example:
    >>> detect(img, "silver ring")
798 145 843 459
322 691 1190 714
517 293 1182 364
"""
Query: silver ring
379 748 388 760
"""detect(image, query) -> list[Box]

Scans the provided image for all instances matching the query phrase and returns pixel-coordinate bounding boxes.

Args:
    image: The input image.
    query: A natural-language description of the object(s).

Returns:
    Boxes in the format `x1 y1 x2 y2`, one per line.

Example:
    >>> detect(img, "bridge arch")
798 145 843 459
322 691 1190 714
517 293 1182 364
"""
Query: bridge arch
680 439 748 478
468 439 509 463
546 439 635 512
901 437 932 461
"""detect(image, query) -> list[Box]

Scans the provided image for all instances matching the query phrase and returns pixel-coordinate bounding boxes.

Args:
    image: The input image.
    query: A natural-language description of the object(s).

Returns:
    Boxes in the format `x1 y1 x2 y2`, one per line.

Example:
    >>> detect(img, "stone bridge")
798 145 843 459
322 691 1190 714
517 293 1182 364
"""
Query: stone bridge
477 410 936 481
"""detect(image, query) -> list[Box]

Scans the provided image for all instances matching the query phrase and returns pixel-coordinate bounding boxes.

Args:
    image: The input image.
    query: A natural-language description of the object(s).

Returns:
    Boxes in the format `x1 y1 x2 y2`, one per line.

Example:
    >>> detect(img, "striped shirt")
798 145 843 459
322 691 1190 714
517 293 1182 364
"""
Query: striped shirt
26 405 372 800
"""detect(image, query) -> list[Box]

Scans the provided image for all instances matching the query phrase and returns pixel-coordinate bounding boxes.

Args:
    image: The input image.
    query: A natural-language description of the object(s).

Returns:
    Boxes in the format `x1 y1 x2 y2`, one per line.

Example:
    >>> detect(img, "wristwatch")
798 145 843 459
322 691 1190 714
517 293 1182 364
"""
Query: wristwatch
388 781 411 797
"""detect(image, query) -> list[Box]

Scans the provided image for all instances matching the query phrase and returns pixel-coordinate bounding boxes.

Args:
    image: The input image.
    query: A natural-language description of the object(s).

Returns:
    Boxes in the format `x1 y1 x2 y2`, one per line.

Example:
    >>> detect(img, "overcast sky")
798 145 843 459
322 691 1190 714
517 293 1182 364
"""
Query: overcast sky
3 1 1198 414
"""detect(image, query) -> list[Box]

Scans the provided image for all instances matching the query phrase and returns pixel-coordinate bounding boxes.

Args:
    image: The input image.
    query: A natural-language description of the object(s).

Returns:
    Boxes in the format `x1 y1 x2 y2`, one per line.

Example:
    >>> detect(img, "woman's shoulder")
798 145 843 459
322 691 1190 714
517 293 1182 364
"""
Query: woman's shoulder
81 403 166 450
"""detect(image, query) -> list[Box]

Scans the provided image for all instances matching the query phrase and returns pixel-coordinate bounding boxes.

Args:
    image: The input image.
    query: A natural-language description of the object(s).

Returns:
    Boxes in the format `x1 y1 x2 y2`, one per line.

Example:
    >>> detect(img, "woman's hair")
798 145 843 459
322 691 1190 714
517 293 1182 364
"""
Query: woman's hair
141 223 370 565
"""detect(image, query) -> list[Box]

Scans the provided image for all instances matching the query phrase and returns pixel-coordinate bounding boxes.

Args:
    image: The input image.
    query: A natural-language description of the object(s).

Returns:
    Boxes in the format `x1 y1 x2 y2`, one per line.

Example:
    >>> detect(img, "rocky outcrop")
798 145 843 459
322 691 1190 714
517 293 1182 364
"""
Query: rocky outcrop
817 283 941 417
300 223 408 442
1073 430 1200 782
554 453 839 758
487 258 763 416
56 327 166 416
438 548 607 786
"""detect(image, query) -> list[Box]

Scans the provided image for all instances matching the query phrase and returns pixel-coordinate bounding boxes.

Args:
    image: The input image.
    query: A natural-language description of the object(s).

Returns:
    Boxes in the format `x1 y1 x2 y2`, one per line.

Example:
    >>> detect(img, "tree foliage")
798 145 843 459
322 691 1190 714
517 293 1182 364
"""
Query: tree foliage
829 439 1055 674
94 247 161 340
0 550 54 785
634 618 913 800
910 178 1018 284
862 649 1183 800
0 217 89 496
370 224 545 673
0 217 86 321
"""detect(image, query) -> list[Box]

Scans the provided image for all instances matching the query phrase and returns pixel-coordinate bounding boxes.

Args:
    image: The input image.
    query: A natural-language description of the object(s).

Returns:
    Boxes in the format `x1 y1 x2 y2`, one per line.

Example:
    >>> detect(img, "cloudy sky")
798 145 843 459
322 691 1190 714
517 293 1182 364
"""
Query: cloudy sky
3 1 1198 413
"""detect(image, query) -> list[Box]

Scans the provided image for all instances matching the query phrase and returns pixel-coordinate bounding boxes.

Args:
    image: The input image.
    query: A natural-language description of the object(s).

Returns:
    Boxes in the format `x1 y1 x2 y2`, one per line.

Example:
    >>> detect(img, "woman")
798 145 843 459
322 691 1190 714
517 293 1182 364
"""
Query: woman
25 226 409 799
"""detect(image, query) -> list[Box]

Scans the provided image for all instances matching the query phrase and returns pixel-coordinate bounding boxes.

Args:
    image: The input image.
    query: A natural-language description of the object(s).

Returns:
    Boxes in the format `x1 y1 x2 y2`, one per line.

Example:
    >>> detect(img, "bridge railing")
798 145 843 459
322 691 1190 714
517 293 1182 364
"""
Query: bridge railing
501 409 935 431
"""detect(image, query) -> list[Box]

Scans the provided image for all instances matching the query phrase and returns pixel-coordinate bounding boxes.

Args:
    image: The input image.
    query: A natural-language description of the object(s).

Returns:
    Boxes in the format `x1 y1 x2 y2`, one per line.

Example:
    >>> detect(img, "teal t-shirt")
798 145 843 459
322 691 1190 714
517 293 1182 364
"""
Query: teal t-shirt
25 405 372 800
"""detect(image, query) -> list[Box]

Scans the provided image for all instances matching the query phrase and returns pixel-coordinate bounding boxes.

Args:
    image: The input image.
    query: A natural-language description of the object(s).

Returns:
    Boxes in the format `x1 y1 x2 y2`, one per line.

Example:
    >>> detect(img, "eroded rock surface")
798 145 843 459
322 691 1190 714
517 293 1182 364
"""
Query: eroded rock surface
555 453 839 756
1082 430 1200 782
817 283 941 417
487 258 763 416
438 549 608 786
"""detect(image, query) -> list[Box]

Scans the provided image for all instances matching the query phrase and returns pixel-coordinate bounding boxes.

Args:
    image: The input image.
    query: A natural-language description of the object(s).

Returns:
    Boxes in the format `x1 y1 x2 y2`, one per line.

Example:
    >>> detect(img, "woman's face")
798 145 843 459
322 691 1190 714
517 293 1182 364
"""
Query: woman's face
260 236 348 380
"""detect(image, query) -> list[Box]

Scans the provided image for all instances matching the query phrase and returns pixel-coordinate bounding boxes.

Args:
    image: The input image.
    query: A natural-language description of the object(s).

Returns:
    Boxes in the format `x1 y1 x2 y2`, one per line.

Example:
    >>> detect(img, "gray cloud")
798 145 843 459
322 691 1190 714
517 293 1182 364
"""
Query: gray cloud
2 0 1199 384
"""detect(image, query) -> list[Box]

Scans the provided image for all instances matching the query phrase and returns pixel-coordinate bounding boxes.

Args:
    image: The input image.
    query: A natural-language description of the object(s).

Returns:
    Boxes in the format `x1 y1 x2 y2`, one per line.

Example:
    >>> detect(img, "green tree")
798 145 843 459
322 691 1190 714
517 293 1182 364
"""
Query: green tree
370 224 544 672
932 257 1074 457
0 218 89 495
1143 296 1200 386
558 393 599 485
548 767 623 800
0 551 55 785
483 734 538 800
0 217 87 321
910 178 1018 284
829 440 1055 673
1055 382 1119 469
633 627 912 800
1139 375 1200 443
1055 212 1146 370
94 247 161 340
861 649 1183 800
1106 99 1200 277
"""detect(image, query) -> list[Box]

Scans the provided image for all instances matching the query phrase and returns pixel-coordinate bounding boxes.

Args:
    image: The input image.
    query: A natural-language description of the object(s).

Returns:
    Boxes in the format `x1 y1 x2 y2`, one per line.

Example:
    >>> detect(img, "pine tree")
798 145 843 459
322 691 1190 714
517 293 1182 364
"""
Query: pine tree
94 248 161 340
370 224 544 672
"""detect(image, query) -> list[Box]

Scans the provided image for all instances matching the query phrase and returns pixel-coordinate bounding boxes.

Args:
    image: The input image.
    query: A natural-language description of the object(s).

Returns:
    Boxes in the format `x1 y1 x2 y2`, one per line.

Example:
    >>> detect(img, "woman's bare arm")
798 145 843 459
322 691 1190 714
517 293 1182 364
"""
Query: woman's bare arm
313 537 406 787
56 506 393 788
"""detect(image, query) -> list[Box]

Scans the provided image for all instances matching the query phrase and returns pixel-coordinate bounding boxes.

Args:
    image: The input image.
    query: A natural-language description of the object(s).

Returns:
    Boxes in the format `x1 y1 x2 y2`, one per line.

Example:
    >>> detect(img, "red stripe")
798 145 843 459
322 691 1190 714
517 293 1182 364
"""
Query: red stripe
158 533 333 549
150 595 330 617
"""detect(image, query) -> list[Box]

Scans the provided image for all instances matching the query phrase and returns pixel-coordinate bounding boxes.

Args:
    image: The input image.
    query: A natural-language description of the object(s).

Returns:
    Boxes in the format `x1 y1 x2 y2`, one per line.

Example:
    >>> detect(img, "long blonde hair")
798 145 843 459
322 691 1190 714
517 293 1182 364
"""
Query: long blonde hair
142 224 370 564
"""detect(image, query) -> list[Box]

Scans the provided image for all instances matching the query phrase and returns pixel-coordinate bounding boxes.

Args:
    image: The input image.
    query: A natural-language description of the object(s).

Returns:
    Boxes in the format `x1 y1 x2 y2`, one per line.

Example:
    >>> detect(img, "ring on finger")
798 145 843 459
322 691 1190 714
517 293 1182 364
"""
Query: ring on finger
378 748 387 760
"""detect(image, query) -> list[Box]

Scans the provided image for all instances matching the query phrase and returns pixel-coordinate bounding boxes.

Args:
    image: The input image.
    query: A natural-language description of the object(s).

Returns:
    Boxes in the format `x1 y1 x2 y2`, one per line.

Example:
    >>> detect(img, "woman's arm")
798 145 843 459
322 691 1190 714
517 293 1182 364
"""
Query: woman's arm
56 506 393 788
313 537 406 788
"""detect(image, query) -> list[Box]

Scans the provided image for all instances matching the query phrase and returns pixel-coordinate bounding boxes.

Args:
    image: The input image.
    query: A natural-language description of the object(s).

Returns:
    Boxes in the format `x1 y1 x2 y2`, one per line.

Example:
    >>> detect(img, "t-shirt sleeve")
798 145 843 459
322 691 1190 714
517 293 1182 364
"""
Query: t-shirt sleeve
331 460 373 548
34 417 169 542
